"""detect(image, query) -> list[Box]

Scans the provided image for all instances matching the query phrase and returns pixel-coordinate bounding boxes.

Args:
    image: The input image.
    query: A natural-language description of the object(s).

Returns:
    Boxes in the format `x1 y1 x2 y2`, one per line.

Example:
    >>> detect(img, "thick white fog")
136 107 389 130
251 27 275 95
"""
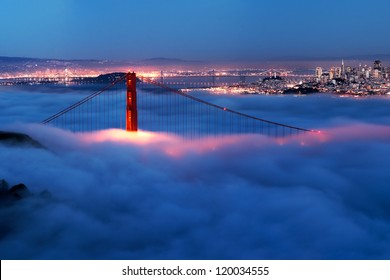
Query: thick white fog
1 87 390 259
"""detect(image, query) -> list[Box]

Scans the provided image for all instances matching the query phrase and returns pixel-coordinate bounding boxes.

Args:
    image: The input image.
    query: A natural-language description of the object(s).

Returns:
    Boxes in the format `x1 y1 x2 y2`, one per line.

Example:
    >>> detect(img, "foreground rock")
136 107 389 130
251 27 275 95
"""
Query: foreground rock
0 131 44 148
8 183 32 199
0 179 50 204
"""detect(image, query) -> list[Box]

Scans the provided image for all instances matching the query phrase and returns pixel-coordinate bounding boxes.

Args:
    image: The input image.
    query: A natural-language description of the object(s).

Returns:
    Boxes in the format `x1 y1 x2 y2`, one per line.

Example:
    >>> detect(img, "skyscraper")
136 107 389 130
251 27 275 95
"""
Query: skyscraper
315 67 323 79
335 67 342 78
374 60 382 70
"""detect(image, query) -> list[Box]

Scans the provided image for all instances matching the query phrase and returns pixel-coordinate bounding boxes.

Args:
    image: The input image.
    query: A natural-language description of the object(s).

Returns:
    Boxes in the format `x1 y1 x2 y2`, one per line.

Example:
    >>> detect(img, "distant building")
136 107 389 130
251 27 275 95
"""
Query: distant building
329 67 335 80
321 73 330 83
374 60 383 70
372 69 380 79
334 67 342 78
373 60 387 79
365 69 370 79
315 67 322 79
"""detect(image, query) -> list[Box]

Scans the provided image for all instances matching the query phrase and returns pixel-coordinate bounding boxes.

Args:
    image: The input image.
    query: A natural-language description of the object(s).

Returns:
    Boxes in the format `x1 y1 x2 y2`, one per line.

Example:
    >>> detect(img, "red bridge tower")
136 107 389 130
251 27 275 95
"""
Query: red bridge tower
126 72 138 131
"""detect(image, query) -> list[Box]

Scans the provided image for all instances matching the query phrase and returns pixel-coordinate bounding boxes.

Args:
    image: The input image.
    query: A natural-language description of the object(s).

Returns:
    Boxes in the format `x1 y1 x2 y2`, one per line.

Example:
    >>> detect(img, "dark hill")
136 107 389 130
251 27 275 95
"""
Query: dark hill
0 131 44 148
75 72 126 83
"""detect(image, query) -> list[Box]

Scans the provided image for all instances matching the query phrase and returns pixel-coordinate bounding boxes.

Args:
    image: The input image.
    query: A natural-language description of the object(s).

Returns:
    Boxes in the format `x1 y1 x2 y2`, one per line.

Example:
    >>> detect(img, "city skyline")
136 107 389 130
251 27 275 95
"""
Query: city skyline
1 0 390 61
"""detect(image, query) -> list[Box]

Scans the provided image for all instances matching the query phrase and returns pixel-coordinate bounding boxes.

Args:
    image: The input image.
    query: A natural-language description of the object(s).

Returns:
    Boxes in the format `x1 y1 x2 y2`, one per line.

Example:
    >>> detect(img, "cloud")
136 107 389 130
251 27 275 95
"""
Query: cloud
0 123 389 259
1 87 390 259
0 86 94 124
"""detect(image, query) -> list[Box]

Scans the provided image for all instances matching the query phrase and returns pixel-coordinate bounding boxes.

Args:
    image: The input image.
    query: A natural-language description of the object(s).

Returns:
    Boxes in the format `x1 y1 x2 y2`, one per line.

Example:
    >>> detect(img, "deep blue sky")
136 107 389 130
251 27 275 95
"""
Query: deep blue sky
1 0 389 61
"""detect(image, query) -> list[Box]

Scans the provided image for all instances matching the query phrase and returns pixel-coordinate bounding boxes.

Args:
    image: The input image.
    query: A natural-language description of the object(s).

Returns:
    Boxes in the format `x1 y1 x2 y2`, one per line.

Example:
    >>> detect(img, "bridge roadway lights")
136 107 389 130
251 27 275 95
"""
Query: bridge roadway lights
126 72 138 132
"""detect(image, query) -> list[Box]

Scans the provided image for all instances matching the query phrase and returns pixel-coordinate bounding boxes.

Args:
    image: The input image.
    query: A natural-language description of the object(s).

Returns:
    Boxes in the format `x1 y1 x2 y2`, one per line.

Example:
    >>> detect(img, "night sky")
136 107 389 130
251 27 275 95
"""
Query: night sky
1 0 390 61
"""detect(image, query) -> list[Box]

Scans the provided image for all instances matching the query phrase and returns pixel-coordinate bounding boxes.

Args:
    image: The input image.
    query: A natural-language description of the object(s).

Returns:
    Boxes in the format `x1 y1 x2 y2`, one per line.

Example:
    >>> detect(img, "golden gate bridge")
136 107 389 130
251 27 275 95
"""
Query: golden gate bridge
41 72 316 138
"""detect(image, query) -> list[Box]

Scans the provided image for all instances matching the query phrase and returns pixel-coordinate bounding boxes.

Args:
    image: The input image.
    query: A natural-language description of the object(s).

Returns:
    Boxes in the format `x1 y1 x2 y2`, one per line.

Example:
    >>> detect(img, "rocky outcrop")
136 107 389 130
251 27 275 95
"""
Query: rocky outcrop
0 179 50 203
1 180 31 200
8 184 32 199
0 131 44 148
0 179 52 241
